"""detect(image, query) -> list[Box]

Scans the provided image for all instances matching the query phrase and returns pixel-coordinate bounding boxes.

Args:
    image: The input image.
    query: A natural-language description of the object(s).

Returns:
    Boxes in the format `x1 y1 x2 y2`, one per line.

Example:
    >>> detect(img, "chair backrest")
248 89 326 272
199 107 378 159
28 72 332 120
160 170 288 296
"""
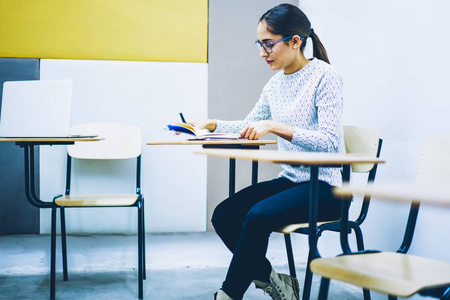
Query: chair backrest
68 122 142 160
416 132 450 186
344 126 381 173
398 132 450 254
343 126 382 226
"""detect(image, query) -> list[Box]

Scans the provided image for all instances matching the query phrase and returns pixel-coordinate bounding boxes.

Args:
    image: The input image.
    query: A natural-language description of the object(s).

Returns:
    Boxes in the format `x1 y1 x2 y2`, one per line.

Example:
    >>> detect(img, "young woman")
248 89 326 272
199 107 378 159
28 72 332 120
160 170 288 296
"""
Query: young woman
192 4 344 300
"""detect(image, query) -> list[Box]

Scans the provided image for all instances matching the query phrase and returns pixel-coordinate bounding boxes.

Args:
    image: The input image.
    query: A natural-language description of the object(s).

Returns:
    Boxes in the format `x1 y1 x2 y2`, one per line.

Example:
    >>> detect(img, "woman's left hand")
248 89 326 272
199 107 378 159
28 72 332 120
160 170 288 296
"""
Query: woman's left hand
240 121 274 140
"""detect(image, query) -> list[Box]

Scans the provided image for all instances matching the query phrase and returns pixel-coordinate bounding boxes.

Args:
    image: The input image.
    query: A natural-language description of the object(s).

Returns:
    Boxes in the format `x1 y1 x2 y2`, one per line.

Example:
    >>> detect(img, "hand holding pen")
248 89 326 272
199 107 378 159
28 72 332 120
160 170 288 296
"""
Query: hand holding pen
179 112 217 132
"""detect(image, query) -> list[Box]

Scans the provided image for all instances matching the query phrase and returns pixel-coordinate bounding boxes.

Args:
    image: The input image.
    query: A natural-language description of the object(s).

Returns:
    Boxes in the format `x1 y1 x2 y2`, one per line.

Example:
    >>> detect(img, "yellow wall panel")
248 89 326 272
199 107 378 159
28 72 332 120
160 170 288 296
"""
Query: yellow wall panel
0 0 208 62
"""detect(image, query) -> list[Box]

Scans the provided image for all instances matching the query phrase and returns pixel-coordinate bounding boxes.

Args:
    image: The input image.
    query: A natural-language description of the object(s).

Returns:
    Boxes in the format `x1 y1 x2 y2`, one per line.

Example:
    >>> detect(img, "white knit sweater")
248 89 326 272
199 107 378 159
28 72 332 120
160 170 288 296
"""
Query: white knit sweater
215 58 345 186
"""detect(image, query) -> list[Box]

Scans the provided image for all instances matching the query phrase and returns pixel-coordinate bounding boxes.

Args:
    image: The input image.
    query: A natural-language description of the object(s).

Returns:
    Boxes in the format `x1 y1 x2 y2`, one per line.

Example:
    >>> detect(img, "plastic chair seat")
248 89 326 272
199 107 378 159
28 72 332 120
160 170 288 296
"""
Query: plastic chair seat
55 194 140 207
311 252 450 298
277 220 339 234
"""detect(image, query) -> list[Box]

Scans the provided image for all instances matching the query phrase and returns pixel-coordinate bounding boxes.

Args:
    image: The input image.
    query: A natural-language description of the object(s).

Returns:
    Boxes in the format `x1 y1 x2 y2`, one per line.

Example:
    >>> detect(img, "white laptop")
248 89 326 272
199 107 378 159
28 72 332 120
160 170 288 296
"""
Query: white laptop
0 80 96 138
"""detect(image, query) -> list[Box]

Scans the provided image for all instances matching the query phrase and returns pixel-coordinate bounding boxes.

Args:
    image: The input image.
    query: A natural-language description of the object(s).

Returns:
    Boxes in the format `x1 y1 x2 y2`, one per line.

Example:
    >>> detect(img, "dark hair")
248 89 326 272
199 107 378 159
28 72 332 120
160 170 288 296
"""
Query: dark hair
259 3 330 64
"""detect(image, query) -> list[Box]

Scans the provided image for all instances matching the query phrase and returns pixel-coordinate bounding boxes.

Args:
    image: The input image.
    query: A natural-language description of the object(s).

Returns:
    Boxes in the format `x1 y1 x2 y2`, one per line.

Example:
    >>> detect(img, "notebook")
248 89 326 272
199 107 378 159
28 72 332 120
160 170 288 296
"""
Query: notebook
0 80 96 138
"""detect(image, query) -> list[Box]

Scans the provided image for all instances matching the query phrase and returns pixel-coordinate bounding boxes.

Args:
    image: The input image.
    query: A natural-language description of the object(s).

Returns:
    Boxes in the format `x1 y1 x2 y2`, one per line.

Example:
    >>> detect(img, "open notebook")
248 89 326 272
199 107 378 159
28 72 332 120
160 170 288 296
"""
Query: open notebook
0 80 97 138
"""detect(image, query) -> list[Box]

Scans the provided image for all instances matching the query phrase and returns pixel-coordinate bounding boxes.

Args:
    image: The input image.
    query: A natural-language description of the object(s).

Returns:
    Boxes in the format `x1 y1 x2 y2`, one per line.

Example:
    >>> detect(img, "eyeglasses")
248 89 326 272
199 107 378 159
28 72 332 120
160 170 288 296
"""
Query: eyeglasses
255 35 303 54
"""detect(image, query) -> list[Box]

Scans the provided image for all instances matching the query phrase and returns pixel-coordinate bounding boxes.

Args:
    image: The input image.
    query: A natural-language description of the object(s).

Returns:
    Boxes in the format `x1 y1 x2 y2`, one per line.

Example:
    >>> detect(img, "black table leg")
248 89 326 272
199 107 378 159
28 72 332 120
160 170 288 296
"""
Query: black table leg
251 160 258 185
22 144 51 208
229 158 236 196
303 165 320 300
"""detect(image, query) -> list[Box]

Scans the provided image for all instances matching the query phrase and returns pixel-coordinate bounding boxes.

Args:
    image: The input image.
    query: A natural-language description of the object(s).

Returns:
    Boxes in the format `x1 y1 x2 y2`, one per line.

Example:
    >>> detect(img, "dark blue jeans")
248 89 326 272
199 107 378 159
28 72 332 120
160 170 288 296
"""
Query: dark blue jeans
211 177 340 300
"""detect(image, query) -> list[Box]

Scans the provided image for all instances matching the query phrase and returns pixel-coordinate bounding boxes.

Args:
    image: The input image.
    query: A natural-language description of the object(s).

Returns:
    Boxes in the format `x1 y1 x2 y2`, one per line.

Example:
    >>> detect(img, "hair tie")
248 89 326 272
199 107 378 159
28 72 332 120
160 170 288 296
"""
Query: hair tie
309 28 315 38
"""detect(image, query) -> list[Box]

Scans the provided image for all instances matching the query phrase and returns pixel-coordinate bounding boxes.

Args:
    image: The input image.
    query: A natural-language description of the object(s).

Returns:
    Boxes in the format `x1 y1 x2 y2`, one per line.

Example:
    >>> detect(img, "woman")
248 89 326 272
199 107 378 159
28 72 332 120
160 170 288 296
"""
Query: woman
193 4 344 300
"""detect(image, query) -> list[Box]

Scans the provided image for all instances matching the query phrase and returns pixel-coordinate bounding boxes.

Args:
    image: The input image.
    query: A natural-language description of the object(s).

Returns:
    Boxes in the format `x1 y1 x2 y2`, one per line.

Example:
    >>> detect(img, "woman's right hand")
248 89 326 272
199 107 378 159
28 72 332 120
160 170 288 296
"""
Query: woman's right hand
189 119 217 131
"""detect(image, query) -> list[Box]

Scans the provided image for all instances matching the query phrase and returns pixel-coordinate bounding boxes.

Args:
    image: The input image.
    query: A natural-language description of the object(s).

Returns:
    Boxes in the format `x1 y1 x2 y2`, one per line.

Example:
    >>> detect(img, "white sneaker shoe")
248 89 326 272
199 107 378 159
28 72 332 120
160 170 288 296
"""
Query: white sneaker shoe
255 268 300 300
214 289 233 300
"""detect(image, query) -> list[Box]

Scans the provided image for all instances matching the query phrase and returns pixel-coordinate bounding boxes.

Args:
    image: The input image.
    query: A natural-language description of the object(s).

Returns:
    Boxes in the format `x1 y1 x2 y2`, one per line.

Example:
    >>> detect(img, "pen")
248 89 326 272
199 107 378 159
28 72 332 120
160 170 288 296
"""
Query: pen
179 112 186 123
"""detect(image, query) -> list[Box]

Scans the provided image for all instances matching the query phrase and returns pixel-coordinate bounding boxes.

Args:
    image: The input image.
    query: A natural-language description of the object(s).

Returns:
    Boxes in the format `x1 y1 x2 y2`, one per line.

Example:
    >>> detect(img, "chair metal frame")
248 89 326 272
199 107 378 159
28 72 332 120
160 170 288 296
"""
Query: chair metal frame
281 128 382 300
49 123 146 299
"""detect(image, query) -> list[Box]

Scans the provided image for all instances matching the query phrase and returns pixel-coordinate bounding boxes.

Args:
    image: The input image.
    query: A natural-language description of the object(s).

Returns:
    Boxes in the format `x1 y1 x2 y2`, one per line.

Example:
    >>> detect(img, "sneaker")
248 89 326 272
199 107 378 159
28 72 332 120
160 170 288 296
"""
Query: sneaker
214 289 233 300
255 268 300 300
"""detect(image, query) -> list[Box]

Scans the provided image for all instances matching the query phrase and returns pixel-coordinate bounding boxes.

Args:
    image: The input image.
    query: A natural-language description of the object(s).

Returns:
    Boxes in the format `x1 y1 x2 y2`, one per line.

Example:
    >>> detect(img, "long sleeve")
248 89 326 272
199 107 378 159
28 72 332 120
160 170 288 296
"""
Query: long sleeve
215 92 271 133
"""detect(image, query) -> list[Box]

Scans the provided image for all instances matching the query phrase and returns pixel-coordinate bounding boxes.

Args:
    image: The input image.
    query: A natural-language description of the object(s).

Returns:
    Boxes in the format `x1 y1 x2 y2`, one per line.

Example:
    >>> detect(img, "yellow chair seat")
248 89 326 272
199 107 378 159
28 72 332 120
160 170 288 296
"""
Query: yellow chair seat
55 194 139 207
277 220 339 234
311 252 450 298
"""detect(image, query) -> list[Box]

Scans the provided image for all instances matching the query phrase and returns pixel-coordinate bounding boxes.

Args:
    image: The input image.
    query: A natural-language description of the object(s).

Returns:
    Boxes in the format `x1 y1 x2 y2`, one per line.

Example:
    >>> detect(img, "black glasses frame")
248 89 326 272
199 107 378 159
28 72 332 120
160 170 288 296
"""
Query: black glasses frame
255 35 304 54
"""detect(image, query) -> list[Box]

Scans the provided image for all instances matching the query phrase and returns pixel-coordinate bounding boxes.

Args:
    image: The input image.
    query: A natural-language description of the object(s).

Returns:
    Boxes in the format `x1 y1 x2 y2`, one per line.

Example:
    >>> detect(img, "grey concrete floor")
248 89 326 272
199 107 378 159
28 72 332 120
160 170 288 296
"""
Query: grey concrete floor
0 232 364 300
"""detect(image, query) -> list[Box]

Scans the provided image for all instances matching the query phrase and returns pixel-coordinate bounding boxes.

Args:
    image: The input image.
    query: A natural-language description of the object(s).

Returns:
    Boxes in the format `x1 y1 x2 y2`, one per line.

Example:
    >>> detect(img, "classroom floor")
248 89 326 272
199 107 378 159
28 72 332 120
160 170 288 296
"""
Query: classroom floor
0 232 364 300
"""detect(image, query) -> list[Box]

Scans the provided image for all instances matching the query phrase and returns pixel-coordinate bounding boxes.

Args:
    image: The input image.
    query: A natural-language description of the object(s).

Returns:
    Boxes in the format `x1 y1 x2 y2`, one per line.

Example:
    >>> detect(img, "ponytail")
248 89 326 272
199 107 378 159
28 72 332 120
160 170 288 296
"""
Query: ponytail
309 29 330 64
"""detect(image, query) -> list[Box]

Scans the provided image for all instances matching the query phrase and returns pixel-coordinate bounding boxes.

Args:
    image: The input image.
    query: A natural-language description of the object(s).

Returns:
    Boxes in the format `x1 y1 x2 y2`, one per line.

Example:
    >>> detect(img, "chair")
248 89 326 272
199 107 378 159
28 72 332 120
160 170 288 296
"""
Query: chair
50 122 145 299
311 132 450 300
276 125 382 300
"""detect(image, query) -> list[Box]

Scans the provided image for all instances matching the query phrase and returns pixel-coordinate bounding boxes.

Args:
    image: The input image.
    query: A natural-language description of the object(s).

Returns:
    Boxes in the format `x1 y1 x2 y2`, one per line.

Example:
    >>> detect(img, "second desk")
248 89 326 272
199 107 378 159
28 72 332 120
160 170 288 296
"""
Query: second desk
194 148 385 300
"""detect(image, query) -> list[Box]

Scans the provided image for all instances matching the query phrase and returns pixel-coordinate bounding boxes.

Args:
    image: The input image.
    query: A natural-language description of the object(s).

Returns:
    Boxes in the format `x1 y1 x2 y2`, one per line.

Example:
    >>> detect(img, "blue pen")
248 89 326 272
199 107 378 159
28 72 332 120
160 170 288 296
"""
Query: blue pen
179 113 186 123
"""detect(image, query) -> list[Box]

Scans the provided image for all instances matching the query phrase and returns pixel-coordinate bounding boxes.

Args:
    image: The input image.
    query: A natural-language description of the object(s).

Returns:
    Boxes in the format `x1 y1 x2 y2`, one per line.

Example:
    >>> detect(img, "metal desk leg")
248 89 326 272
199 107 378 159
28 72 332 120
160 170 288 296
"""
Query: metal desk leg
303 165 320 300
229 158 236 197
251 160 258 185
22 144 51 208
230 157 258 197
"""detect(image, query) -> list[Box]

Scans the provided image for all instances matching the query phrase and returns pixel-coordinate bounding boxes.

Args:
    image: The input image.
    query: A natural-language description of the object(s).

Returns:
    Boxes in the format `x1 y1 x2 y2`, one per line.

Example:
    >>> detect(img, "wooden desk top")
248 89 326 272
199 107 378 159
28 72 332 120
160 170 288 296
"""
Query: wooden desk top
0 137 104 142
147 140 277 146
335 183 450 207
194 149 385 166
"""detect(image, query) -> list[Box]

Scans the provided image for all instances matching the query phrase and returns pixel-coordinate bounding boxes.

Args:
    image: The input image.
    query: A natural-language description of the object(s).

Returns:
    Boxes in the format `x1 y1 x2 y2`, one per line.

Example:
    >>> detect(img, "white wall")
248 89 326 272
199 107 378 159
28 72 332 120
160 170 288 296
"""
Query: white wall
39 59 208 233
299 0 450 298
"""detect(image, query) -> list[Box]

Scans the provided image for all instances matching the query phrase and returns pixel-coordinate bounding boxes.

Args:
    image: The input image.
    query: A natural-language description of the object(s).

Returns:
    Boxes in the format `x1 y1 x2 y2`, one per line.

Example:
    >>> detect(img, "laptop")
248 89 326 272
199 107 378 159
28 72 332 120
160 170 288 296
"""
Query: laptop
0 80 97 138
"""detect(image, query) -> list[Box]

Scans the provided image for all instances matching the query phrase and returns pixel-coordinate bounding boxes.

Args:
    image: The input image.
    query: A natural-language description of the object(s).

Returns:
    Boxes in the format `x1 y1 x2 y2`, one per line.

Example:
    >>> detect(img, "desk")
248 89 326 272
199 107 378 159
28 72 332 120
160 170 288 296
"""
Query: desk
0 137 103 209
194 148 385 299
335 183 450 207
147 140 276 196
